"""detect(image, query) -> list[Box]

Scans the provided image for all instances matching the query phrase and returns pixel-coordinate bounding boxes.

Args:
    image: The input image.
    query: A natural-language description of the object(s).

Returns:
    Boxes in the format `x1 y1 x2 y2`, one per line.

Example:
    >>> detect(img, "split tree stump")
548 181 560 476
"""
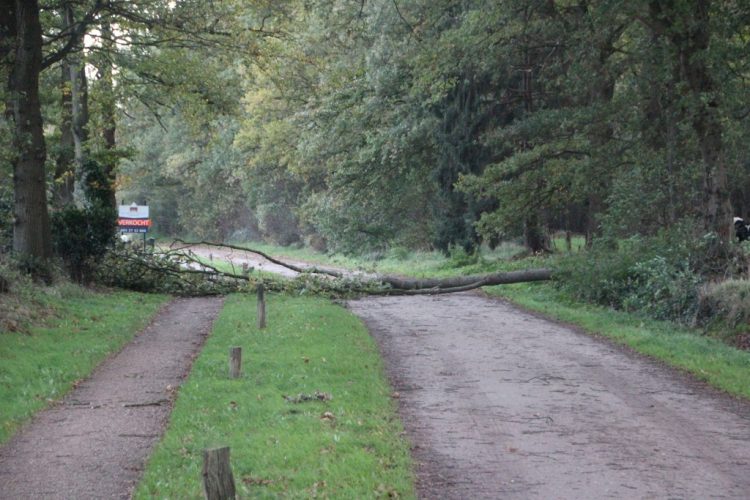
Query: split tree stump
202 446 236 500
257 283 266 329
228 347 242 379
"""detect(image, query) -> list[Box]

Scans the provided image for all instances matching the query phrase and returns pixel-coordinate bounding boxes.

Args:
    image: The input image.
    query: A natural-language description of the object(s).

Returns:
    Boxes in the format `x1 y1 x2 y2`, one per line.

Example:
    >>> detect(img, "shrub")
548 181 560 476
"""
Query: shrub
51 203 116 283
95 249 248 296
696 280 750 328
556 228 704 323
439 244 480 269
620 256 702 321
387 246 411 261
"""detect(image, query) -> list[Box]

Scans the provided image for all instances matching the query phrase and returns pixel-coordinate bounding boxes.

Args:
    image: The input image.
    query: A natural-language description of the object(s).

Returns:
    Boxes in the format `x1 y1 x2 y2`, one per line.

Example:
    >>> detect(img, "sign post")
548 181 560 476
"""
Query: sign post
118 203 151 251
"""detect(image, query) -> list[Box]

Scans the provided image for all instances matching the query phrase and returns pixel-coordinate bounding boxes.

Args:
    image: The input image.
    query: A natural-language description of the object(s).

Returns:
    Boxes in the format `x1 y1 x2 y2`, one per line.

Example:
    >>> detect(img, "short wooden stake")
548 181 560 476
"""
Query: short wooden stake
202 446 236 500
257 283 266 329
229 347 242 379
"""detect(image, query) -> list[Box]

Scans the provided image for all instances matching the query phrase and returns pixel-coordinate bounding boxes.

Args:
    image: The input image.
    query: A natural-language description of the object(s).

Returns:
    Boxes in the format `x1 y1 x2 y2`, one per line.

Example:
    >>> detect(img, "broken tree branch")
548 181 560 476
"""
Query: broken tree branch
162 240 553 295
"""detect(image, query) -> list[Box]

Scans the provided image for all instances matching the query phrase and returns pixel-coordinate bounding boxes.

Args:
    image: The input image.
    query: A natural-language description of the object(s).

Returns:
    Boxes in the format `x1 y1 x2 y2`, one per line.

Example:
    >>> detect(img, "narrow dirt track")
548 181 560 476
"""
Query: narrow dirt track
0 297 223 500
348 293 750 499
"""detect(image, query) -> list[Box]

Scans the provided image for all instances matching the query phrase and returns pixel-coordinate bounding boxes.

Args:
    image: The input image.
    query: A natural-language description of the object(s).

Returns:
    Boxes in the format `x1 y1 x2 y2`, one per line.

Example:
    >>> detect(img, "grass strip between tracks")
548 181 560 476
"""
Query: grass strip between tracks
135 293 415 499
0 288 168 444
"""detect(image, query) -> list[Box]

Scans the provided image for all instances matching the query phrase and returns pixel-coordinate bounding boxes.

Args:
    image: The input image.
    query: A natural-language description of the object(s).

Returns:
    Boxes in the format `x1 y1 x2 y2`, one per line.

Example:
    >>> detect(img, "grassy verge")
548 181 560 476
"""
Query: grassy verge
0 286 168 444
135 294 415 499
218 241 750 400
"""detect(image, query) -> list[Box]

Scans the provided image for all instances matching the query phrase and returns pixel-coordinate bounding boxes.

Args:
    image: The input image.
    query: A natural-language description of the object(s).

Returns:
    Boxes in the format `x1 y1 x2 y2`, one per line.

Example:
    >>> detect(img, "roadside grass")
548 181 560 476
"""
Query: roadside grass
215 241 750 401
0 286 168 444
135 294 415 499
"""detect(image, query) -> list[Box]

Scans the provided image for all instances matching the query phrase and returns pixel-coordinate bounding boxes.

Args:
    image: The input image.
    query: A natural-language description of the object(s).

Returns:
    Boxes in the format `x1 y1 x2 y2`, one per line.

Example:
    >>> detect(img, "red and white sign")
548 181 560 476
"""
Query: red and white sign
118 204 151 233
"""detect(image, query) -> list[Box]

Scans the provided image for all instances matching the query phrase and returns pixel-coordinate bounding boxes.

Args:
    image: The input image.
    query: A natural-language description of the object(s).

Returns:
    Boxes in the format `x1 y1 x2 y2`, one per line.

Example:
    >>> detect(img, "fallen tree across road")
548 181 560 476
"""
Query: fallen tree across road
375 268 553 294
101 240 553 296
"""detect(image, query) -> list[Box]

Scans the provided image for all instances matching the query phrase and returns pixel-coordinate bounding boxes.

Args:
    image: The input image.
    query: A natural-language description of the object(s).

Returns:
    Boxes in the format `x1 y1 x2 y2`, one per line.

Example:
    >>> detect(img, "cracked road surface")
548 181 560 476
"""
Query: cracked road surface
348 293 750 499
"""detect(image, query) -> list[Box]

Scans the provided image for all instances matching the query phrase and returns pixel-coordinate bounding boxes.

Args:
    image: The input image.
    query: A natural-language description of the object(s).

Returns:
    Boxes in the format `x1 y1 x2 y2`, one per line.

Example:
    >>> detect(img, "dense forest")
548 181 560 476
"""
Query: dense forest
1 0 749 263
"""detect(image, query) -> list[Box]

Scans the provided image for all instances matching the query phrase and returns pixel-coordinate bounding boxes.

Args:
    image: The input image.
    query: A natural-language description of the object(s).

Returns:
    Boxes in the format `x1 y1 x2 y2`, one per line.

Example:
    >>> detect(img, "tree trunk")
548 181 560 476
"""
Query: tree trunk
679 1 730 244
168 240 554 296
519 47 549 254
650 0 731 248
65 4 89 207
53 60 75 207
524 214 549 254
378 268 552 292
8 0 52 260
98 20 117 210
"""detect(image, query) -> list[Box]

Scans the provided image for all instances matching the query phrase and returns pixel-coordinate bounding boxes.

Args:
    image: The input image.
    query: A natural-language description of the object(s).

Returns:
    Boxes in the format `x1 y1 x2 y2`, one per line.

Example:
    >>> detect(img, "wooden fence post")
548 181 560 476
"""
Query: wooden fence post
202 446 236 500
229 347 242 379
257 283 266 329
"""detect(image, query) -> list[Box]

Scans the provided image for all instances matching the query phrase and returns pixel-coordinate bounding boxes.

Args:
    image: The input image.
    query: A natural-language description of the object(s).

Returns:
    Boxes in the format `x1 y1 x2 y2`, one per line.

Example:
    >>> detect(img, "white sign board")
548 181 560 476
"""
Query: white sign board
118 203 151 233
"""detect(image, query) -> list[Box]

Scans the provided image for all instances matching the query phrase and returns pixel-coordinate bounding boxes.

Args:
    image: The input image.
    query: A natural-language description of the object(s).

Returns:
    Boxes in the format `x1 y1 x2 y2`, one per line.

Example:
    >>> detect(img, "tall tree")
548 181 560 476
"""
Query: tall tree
646 0 732 247
3 0 52 260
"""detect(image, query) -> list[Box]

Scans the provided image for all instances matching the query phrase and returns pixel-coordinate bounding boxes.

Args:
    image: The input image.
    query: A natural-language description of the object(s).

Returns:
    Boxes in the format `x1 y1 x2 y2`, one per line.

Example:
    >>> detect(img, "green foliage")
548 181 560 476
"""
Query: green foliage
51 202 116 283
440 244 481 269
555 230 709 323
696 280 750 332
95 248 383 298
134 294 415 498
96 249 242 296
118 113 250 241
106 0 750 263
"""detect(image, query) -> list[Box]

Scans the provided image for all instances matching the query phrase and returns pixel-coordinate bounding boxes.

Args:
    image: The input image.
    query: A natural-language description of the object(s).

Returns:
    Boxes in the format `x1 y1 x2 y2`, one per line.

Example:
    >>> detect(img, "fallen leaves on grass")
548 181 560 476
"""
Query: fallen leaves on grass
242 476 274 486
283 391 332 403
376 483 400 498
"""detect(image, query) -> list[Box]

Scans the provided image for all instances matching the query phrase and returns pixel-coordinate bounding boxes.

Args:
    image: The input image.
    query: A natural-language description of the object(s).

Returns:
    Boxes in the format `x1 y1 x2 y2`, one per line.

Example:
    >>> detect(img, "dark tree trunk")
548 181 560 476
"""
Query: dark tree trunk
584 21 620 245
650 0 731 248
53 60 75 207
7 0 52 260
680 8 731 246
0 1 13 64
524 213 549 254
519 47 549 253
584 194 601 248
64 4 89 206
99 20 117 210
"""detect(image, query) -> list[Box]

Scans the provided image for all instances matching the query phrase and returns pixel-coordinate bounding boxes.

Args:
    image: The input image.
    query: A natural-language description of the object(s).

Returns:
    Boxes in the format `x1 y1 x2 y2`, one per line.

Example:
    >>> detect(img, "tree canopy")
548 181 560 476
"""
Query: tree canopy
2 0 749 266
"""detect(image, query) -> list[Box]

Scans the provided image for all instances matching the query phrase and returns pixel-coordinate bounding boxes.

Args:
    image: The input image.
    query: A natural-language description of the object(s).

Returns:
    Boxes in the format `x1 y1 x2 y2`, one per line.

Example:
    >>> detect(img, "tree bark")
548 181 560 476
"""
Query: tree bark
168 240 553 296
53 60 75 207
675 1 730 244
98 20 118 210
8 0 52 260
378 268 552 292
649 0 731 247
65 4 89 207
